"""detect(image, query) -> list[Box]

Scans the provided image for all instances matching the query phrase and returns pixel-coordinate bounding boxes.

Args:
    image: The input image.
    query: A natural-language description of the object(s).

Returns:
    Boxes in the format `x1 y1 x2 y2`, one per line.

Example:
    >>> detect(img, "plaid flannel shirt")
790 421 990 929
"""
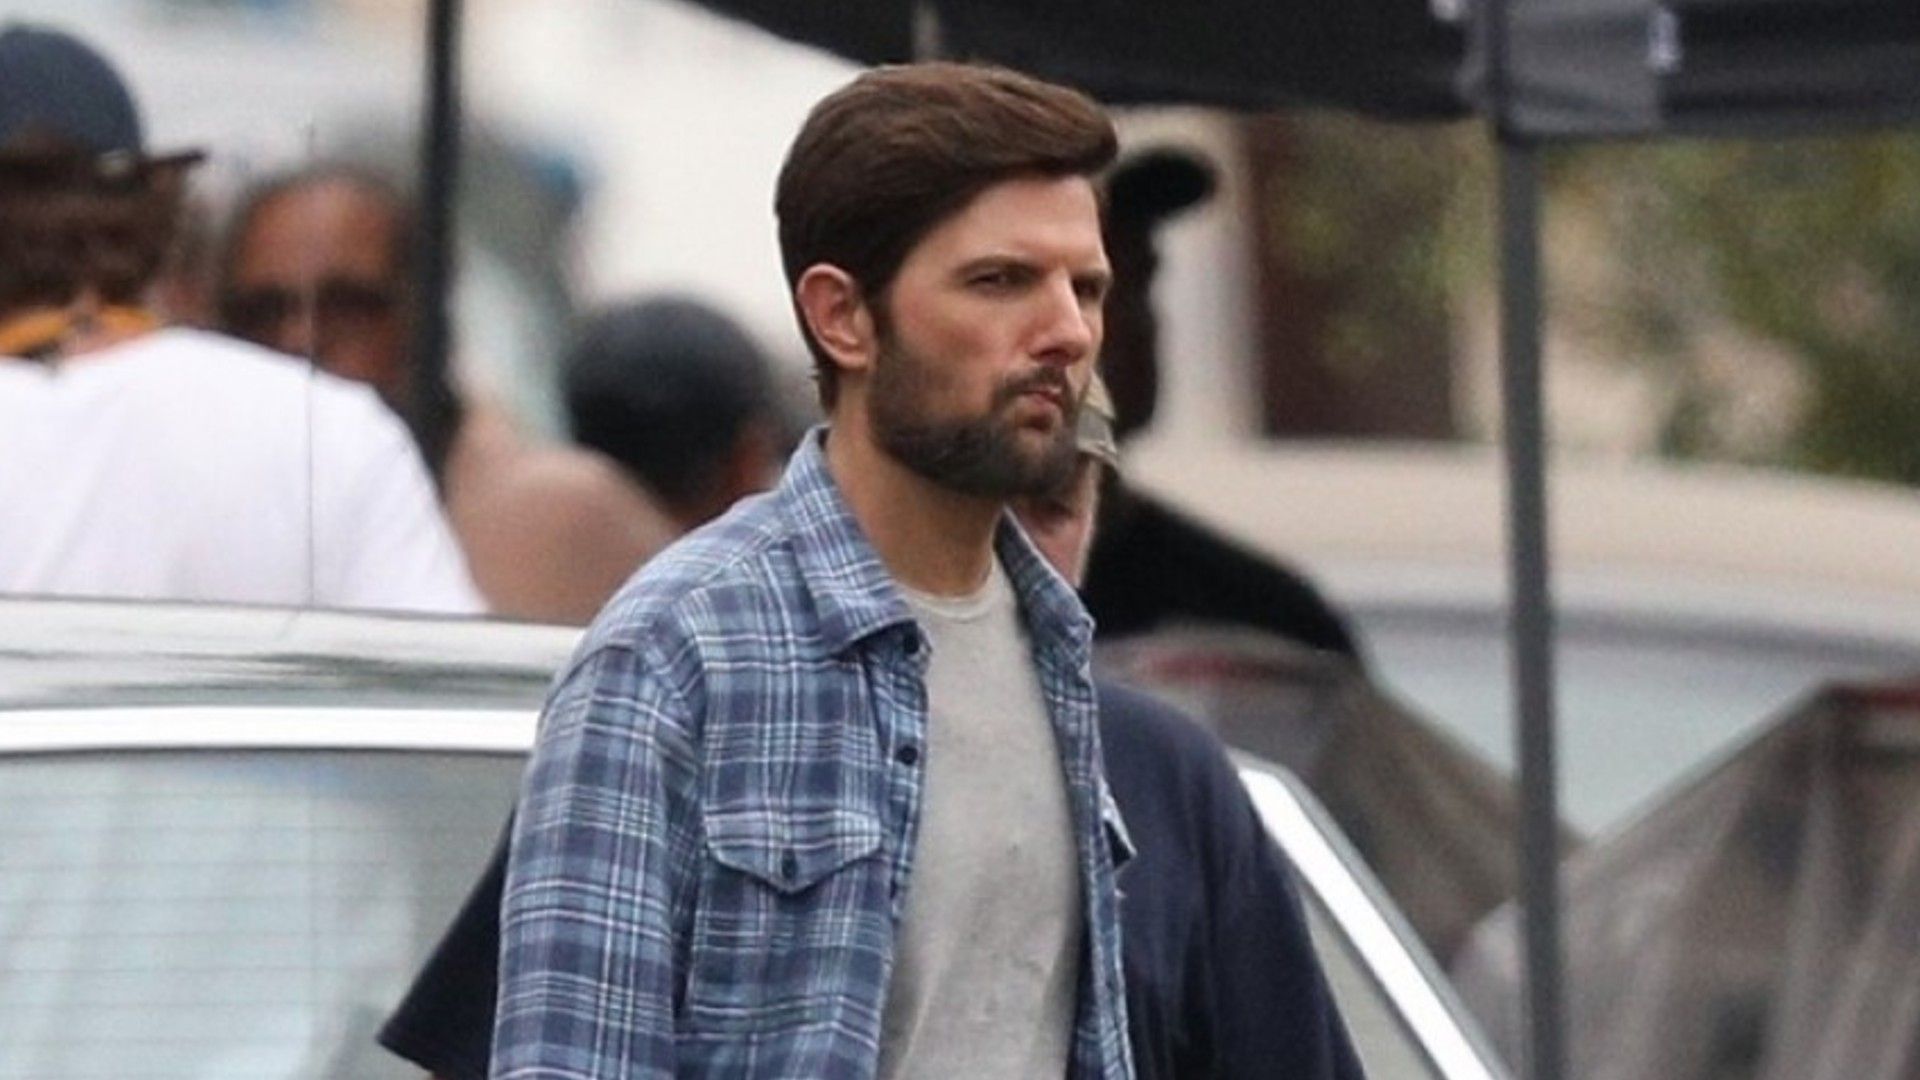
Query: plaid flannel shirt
493 430 1135 1080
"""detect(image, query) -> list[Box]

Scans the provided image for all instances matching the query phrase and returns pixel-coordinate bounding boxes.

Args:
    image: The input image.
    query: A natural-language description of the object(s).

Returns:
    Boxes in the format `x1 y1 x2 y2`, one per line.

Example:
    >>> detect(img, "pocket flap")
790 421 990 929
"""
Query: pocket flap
705 807 885 894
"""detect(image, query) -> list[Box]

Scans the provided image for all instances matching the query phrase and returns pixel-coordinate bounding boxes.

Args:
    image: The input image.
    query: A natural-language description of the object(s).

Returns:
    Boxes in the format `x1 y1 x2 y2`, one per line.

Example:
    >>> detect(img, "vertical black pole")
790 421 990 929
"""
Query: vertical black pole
411 0 463 481
1484 0 1567 1073
1498 140 1566 1080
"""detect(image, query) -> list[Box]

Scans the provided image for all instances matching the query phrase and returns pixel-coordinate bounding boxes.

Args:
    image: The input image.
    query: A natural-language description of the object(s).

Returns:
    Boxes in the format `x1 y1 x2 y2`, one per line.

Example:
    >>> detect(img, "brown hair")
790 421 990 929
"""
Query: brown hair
775 62 1116 408
0 153 186 315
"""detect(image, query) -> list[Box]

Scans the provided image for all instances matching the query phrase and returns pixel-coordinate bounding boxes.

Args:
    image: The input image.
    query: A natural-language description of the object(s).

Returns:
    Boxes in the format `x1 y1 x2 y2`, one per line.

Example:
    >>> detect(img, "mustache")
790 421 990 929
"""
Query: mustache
993 367 1075 409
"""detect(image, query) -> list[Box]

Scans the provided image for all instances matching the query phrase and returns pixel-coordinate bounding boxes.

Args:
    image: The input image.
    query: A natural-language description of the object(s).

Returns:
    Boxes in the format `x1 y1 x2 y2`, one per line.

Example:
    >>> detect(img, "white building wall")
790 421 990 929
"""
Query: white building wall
25 0 1261 441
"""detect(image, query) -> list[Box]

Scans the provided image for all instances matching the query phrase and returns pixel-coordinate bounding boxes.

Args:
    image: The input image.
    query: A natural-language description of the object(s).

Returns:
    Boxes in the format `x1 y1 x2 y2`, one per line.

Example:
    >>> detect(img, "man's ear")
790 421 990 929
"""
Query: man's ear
795 265 876 378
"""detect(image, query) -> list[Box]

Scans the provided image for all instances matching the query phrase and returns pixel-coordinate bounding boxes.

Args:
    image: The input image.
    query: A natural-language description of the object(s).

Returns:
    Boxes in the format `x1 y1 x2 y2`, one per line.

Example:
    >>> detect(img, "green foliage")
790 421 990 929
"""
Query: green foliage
1557 134 1920 483
1244 112 1920 479
1249 113 1484 411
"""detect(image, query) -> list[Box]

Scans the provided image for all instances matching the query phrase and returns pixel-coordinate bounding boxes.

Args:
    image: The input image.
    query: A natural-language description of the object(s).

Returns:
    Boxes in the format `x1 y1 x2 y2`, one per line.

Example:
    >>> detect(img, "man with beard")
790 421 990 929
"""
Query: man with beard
493 64 1132 1079
389 381 1364 1080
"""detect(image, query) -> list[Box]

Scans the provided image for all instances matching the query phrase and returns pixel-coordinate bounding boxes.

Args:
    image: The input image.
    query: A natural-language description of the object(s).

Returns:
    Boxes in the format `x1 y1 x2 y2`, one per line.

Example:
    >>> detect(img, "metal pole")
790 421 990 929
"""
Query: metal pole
1483 0 1568 1071
1498 140 1567 1080
411 0 463 481
911 0 945 60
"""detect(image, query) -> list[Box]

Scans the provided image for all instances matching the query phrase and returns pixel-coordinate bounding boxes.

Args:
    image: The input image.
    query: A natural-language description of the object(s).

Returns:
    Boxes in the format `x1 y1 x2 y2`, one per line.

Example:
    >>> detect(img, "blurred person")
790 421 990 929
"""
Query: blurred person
493 62 1132 1079
152 191 219 327
980 380 1368 1080
562 295 784 530
0 22 479 613
380 379 1364 1080
217 165 674 623
1083 147 1366 663
219 167 413 401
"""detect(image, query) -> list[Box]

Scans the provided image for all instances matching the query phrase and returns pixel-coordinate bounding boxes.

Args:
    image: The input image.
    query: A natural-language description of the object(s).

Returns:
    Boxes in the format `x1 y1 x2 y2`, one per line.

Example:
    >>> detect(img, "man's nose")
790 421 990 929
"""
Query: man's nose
1032 276 1096 366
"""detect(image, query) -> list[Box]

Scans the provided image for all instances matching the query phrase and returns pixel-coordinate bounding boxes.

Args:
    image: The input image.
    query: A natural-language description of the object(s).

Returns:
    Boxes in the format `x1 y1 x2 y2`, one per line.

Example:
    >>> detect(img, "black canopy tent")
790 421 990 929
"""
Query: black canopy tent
670 0 1471 115
1485 0 1920 138
409 2 1920 1076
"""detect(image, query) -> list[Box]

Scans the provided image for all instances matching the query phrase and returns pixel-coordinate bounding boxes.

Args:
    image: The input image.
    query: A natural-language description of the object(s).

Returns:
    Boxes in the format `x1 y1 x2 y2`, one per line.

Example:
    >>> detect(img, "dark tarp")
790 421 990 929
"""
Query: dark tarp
683 0 1471 118
1450 680 1920 1080
684 0 1920 137
1474 0 1920 137
1095 626 1565 966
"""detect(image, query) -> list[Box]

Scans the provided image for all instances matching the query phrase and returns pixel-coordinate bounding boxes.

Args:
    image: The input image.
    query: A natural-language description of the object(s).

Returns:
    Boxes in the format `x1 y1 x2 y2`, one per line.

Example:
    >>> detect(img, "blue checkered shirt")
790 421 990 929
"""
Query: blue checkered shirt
493 430 1135 1079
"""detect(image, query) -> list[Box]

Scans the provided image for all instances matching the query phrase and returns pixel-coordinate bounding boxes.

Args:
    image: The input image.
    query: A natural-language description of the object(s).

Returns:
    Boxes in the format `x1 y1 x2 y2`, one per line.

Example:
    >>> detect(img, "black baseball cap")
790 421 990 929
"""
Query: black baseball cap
1107 147 1217 229
0 23 202 172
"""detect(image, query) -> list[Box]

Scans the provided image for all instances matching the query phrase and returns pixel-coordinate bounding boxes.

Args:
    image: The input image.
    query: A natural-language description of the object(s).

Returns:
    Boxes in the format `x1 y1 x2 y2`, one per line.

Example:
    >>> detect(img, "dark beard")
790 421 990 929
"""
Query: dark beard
868 337 1080 499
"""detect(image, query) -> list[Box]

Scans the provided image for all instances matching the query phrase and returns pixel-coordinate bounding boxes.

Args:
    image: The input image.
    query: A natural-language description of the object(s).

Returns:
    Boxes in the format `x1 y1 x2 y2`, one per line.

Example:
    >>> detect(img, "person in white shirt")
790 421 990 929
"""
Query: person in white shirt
0 22 480 615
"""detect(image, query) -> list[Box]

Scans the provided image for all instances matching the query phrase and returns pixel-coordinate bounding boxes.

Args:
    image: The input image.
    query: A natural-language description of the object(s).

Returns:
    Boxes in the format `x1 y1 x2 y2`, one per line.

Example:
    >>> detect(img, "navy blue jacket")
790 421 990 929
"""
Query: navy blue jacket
1097 680 1364 1079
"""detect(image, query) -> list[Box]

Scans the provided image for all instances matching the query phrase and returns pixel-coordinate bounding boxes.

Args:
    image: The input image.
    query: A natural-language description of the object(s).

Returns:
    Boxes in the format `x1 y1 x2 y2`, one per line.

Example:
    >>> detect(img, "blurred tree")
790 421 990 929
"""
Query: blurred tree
1241 113 1483 440
1243 109 1920 485
1557 134 1920 484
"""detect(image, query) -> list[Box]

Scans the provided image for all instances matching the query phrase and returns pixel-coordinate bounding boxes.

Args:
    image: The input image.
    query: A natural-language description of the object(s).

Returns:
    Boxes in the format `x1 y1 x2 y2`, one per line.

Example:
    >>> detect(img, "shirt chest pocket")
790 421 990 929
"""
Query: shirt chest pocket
704 806 885 893
684 806 893 1034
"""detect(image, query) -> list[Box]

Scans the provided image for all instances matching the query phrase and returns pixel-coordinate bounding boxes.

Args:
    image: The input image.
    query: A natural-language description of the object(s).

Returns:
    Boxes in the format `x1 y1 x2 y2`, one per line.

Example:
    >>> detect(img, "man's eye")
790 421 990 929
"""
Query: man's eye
970 266 1028 289
1074 277 1111 304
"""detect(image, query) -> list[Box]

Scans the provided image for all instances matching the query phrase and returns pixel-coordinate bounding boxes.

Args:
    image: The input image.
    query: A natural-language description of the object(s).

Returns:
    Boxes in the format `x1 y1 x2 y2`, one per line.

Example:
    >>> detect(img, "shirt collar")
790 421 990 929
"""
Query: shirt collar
777 428 915 656
993 511 1095 656
777 426 1094 659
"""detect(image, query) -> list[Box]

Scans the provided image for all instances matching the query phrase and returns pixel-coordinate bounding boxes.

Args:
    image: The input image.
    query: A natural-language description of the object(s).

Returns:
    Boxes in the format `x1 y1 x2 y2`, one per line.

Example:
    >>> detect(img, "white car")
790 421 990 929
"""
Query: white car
0 598 1505 1080
1128 440 1920 832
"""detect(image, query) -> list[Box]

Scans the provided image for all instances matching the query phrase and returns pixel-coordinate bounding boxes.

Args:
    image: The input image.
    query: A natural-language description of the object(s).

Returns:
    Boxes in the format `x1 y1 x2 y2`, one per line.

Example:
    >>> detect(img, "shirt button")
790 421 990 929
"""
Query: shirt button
780 850 800 883
895 743 921 767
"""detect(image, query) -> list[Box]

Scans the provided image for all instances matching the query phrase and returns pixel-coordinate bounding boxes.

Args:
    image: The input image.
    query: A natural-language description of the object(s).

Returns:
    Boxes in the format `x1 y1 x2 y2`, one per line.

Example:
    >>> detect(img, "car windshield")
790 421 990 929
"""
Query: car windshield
0 740 520 1079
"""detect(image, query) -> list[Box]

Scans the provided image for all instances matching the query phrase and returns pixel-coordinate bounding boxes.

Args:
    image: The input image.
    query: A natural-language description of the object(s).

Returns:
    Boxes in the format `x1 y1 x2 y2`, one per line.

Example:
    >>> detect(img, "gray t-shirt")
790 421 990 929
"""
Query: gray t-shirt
879 558 1083 1080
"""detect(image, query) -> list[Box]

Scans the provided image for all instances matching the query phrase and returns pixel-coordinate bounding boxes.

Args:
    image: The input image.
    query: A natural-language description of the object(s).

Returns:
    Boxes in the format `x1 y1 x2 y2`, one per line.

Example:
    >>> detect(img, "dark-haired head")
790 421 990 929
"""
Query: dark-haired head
564 295 780 527
775 62 1116 409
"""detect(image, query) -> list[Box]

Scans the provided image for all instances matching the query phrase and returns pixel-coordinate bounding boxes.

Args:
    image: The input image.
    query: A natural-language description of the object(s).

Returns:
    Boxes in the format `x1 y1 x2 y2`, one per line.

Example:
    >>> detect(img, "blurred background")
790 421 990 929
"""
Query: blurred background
24 0 1920 831
13 5 1920 1078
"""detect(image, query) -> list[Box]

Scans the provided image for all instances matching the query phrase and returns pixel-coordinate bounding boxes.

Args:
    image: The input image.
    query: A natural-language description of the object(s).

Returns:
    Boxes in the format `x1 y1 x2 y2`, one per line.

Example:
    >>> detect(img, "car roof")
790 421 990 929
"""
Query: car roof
1127 439 1920 644
0 597 580 712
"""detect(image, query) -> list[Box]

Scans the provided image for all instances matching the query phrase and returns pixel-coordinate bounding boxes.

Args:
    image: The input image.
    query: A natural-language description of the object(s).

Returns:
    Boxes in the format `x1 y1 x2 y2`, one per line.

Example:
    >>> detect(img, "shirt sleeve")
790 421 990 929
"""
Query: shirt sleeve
492 643 701 1079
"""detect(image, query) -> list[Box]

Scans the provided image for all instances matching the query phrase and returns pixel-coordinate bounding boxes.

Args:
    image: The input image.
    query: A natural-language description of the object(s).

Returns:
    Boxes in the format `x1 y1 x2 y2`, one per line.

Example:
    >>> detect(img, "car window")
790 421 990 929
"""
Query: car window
1360 609 1920 832
0 747 519 1080
1238 761 1507 1080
